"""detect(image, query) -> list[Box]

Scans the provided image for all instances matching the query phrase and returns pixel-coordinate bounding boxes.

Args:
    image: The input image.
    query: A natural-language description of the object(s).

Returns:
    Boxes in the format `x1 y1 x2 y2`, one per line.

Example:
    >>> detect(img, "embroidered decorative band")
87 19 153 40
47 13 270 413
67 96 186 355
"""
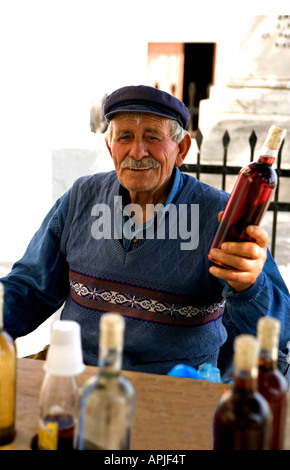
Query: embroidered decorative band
69 269 225 326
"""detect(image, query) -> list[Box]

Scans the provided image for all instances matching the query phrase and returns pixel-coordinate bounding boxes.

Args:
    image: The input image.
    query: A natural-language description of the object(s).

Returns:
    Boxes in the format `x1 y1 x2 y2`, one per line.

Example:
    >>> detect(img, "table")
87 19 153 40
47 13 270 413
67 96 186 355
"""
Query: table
2 358 290 450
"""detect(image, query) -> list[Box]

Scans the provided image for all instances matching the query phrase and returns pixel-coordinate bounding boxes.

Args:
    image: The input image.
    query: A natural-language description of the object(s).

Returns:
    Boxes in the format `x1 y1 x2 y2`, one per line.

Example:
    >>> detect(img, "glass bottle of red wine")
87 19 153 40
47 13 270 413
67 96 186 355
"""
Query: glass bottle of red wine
213 334 272 450
76 313 136 450
38 320 84 450
208 126 286 268
257 316 287 450
0 282 16 446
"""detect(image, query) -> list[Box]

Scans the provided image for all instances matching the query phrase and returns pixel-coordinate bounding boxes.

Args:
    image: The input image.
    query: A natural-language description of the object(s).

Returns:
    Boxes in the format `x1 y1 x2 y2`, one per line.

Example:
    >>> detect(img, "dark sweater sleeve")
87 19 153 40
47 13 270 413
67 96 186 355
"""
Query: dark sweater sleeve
0 190 71 339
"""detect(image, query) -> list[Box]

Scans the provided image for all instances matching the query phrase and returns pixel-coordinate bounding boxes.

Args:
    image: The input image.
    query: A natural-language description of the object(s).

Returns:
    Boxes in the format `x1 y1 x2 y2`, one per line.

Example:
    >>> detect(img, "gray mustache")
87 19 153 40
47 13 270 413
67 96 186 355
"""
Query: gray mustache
121 157 160 170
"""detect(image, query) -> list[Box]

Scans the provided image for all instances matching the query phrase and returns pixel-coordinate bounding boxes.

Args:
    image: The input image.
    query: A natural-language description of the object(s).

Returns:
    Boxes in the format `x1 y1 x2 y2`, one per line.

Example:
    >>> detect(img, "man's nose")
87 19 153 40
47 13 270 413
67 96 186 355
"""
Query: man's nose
128 138 149 160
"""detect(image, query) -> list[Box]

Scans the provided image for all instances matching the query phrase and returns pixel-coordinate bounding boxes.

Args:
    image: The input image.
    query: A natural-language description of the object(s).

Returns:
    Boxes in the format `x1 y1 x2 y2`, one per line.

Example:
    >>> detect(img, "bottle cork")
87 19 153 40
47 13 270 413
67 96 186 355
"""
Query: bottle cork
257 316 280 351
234 334 259 372
264 126 286 151
100 313 125 350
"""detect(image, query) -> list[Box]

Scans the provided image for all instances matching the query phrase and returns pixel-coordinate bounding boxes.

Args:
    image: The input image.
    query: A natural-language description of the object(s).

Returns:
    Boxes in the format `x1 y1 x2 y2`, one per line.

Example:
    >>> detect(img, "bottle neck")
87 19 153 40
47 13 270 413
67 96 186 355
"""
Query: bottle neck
233 368 257 393
258 145 277 165
258 348 277 372
99 346 122 378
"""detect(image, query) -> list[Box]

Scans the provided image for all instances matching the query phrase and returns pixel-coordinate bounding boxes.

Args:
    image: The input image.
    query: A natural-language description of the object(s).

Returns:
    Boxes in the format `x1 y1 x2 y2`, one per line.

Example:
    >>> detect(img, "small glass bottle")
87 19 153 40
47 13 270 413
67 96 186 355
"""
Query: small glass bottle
213 334 272 450
257 316 287 450
208 126 286 268
77 313 136 450
38 320 84 450
38 374 79 450
0 282 16 445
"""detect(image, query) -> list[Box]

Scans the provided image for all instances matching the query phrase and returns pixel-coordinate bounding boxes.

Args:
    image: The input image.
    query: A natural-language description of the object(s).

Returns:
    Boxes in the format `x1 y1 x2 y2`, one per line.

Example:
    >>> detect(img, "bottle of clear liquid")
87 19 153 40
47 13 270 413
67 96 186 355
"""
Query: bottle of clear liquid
257 317 287 450
77 313 136 450
38 320 84 450
0 282 16 446
208 126 286 268
213 334 272 450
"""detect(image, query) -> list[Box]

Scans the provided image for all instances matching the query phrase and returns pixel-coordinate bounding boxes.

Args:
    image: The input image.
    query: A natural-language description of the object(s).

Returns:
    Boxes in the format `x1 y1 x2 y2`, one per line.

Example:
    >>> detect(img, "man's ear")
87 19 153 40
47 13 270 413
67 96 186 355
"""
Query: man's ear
175 133 191 167
105 138 113 157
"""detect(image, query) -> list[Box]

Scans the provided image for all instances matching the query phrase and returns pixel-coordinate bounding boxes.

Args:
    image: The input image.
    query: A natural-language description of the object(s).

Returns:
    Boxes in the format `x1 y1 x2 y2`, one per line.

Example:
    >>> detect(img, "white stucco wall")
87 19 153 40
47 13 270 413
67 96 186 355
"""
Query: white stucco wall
0 1 288 261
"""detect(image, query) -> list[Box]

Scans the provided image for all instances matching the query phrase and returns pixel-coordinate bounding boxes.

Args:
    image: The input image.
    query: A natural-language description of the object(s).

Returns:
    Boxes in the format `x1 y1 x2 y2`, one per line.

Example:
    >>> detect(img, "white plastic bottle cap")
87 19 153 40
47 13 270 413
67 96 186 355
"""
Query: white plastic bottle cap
44 320 85 376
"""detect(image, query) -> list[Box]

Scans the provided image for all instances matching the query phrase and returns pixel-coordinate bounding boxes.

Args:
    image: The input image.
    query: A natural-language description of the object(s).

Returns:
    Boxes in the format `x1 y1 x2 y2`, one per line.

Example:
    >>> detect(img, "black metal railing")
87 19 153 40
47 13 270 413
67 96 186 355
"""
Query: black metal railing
180 129 290 258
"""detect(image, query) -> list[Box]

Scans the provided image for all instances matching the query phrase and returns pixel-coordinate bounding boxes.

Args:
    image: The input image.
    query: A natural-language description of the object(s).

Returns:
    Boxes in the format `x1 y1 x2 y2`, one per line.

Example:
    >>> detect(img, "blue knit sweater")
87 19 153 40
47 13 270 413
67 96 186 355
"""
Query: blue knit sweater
2 168 290 381
60 170 228 374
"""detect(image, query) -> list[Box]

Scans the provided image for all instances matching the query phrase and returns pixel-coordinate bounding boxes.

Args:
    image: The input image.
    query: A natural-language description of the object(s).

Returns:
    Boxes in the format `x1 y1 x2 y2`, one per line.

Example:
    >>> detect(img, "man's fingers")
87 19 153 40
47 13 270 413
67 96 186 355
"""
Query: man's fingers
219 241 264 261
246 225 268 248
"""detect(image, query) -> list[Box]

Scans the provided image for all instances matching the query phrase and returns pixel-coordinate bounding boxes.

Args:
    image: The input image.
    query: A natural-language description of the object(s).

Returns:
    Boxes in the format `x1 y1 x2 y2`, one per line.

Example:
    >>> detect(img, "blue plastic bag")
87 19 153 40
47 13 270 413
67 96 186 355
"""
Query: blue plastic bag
167 363 222 383
167 364 204 380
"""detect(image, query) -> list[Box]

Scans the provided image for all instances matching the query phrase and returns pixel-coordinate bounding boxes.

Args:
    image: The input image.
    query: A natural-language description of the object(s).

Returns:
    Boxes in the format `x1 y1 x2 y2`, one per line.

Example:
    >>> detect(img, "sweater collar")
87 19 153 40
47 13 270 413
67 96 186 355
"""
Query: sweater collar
117 165 185 209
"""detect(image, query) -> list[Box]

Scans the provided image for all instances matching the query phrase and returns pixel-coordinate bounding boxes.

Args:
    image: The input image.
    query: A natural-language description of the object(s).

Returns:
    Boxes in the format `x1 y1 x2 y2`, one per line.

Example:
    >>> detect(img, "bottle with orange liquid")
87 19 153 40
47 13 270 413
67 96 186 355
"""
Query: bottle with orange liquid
0 282 16 446
213 334 272 450
257 316 287 450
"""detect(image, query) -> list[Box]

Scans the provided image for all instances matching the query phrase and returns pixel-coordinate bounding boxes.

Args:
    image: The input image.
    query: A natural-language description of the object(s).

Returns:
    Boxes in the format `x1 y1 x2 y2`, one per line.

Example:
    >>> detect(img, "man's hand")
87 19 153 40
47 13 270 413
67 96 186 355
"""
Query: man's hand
209 215 268 292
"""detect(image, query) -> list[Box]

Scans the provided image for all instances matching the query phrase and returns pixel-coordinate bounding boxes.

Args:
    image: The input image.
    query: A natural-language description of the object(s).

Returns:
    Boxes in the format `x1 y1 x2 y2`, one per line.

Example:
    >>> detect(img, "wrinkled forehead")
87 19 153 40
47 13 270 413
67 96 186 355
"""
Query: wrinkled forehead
110 112 172 132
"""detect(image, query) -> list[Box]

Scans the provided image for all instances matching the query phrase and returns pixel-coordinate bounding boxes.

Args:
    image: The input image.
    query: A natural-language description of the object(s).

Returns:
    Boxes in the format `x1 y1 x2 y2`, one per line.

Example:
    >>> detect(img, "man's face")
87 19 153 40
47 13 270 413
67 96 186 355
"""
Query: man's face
106 113 188 203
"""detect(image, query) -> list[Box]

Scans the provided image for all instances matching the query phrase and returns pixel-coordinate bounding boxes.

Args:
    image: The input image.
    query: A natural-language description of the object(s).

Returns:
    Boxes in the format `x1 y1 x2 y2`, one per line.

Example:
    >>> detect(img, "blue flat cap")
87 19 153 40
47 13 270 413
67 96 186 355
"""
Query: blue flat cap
103 85 190 130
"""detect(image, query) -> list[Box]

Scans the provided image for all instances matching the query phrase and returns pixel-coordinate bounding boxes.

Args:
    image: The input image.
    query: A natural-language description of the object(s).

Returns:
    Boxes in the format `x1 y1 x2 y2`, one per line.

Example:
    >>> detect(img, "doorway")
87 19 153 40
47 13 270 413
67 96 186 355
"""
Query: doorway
147 42 216 131
183 42 216 131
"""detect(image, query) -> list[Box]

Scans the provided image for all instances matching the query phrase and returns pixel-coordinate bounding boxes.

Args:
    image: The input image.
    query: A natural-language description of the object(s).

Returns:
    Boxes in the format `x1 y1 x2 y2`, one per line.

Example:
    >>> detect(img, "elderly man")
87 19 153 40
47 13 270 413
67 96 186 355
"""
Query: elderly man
1 85 290 382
